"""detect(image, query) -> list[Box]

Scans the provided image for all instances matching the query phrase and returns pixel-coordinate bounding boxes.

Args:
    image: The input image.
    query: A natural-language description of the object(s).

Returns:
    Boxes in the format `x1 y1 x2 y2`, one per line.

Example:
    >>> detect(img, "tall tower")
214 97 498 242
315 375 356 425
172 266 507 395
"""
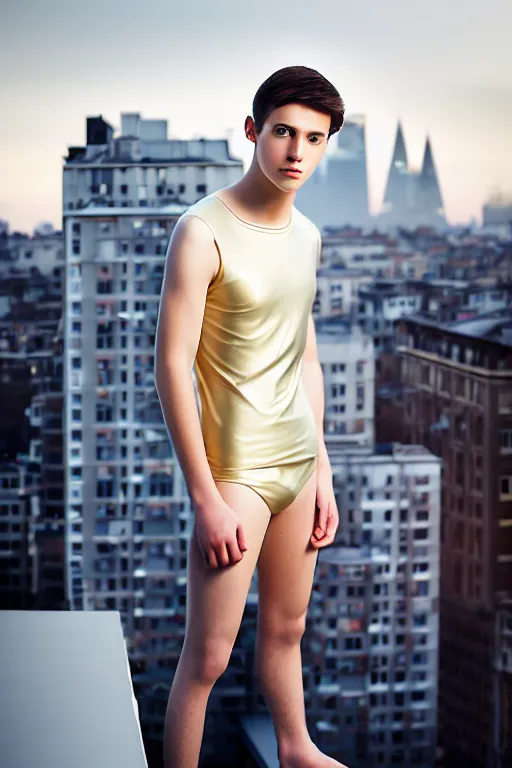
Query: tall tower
381 121 409 223
417 136 446 226
324 115 370 228
294 115 370 231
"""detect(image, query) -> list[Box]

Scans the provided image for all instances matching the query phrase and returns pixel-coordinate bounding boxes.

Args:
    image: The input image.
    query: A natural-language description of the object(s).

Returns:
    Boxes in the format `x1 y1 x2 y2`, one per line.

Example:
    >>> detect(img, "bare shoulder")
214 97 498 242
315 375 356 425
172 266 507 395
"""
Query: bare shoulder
166 213 220 287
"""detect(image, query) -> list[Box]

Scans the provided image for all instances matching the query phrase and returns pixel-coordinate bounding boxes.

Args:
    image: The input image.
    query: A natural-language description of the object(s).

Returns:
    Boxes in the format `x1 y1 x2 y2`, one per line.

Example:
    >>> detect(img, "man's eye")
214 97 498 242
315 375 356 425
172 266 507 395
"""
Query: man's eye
275 126 289 136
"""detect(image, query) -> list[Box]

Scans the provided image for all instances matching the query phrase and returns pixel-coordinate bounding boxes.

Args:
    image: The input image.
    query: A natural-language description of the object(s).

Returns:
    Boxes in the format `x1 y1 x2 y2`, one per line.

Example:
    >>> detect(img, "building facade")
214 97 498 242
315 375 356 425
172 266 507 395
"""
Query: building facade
62 112 245 758
305 445 441 767
396 315 512 768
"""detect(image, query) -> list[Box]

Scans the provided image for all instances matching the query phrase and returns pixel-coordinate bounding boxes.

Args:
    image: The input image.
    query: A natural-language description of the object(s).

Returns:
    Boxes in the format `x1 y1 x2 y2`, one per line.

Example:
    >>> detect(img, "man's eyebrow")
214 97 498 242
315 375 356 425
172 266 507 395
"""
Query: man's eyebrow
273 122 327 138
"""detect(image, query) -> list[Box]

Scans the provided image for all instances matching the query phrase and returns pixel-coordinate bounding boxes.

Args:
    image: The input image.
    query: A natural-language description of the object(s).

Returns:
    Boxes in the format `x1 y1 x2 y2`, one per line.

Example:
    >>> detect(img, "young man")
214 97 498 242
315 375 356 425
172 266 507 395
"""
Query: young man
155 66 348 768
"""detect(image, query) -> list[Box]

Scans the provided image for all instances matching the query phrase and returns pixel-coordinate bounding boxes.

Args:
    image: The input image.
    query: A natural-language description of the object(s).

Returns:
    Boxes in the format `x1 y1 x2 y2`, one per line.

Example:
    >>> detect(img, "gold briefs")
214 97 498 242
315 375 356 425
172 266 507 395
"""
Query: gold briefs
181 193 321 515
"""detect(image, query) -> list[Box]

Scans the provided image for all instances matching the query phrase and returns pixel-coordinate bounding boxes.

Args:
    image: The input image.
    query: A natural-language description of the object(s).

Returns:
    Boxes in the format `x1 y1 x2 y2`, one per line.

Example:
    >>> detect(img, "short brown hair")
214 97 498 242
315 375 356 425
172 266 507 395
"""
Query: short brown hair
252 65 345 139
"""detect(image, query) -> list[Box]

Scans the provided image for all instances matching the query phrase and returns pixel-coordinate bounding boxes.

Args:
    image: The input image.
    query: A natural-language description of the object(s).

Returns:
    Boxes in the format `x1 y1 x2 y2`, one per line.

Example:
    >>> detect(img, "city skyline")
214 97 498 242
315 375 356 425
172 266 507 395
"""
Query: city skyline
1 0 511 232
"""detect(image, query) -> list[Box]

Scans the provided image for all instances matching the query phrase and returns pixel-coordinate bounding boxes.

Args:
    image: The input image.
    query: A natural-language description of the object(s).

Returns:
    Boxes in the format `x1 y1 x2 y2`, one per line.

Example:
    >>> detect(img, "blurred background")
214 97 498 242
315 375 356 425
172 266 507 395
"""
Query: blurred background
0 1 511 766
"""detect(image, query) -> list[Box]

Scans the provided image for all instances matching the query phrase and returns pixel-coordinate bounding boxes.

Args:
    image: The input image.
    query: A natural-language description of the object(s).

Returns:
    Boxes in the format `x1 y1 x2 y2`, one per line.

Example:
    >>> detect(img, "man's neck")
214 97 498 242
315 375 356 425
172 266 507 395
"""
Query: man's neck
219 165 295 229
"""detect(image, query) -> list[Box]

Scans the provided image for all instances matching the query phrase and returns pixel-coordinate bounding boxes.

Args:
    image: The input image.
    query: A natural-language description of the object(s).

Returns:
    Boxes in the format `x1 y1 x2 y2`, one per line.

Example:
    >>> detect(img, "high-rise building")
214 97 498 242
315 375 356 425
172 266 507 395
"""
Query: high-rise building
62 112 244 756
63 112 243 213
316 318 375 449
395 313 512 768
305 444 441 768
325 115 370 228
295 116 370 231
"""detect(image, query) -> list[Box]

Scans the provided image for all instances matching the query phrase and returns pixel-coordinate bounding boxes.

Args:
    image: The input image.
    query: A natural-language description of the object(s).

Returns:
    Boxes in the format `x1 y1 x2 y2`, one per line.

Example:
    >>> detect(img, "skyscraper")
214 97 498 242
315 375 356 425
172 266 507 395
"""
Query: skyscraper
62 113 244 756
295 115 370 231
325 115 370 228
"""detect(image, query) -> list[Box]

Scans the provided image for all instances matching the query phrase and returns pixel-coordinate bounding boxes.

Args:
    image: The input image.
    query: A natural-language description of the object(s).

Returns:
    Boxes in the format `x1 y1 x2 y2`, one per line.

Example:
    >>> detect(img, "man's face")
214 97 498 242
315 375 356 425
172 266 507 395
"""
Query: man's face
250 102 331 192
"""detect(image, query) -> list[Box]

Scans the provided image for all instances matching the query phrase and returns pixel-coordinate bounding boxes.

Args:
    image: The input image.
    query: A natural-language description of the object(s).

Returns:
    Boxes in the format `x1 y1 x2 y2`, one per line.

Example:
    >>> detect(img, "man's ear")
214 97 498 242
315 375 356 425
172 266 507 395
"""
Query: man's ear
245 117 256 143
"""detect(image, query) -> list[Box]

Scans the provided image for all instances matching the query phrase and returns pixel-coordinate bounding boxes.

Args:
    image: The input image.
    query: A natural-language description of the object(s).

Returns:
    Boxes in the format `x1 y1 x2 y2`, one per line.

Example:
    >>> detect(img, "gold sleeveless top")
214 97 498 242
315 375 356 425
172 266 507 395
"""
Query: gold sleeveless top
181 193 320 474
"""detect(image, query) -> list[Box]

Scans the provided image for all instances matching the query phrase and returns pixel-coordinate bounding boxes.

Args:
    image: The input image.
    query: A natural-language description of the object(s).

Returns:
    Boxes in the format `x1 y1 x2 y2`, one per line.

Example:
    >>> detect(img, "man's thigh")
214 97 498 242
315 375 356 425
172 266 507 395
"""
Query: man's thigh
256 465 319 623
185 482 272 646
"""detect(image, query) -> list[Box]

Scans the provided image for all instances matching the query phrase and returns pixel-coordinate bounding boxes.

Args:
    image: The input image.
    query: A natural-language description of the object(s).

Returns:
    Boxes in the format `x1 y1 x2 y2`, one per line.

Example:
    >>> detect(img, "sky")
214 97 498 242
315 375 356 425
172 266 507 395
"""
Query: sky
1 0 511 232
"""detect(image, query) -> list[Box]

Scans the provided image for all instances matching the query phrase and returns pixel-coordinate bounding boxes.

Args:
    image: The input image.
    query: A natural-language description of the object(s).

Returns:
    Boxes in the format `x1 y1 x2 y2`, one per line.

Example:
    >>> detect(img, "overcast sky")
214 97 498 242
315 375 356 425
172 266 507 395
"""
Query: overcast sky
1 0 511 232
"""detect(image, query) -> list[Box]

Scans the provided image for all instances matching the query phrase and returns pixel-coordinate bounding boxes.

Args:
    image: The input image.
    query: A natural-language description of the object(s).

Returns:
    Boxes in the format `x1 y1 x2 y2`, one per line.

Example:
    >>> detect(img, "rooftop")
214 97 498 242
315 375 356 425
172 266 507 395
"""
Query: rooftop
448 313 512 344
63 203 188 218
402 310 512 349
317 265 373 279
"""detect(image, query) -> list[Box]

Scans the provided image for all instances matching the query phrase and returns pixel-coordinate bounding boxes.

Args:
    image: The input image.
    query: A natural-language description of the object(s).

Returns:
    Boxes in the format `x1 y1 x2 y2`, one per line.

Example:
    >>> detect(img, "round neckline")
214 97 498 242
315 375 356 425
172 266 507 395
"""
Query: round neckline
211 194 293 233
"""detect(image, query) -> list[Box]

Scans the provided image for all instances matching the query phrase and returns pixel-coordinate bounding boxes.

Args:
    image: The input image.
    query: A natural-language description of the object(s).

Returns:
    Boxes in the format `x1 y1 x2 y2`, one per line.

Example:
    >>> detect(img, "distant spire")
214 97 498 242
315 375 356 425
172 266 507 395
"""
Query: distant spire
391 121 408 169
419 135 444 220
381 121 409 220
421 136 435 176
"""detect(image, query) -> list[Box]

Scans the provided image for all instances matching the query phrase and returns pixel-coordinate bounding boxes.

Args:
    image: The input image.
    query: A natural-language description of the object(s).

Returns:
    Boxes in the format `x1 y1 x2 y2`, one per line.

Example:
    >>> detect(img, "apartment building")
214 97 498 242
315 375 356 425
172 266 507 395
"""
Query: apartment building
62 111 245 758
321 235 393 278
316 317 375 449
304 444 441 767
6 229 64 285
0 459 41 609
314 265 372 319
63 112 243 212
357 283 423 355
395 313 512 768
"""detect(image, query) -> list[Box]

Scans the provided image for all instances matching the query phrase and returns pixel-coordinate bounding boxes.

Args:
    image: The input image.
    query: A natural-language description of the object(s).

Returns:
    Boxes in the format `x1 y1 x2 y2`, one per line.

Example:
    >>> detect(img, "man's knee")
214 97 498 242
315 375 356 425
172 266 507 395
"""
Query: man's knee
187 638 232 685
258 611 307 648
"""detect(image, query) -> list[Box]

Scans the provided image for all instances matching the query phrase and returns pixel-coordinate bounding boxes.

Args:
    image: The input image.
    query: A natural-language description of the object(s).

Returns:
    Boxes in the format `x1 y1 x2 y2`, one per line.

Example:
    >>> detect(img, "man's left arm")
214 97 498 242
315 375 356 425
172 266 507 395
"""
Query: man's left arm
301 312 339 548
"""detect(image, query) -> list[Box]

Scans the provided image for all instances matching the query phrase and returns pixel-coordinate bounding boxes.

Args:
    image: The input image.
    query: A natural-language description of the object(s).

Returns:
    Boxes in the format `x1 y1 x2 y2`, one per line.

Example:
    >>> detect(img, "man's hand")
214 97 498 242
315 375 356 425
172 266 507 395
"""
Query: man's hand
310 460 339 549
194 492 248 569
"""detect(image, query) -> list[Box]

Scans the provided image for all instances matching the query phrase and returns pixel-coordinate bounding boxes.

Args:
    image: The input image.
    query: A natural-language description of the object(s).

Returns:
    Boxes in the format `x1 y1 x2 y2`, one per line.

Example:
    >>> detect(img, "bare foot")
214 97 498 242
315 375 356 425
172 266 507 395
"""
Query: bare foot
279 740 349 768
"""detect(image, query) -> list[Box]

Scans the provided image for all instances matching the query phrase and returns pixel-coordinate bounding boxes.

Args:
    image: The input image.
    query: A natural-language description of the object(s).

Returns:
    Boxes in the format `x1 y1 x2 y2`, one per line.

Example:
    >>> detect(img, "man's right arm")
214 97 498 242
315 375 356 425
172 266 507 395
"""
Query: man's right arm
154 214 220 508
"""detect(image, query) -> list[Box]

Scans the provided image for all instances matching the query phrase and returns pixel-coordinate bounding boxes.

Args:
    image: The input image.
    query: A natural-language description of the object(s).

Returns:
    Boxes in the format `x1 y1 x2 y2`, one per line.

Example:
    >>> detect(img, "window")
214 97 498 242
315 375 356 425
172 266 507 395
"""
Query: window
500 430 512 450
474 415 483 445
356 384 365 410
455 451 464 486
501 476 512 498
411 691 426 702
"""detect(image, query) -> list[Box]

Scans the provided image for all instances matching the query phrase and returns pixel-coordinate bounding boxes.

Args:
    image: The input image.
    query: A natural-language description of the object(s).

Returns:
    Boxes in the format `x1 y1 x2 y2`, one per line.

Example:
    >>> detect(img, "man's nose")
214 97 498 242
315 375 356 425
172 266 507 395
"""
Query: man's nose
287 136 304 161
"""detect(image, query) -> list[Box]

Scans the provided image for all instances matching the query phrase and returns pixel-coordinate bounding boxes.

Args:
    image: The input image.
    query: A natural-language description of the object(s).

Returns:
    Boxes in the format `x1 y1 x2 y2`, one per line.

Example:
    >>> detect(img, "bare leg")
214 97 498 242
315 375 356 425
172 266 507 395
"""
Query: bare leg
256 468 348 767
163 483 271 768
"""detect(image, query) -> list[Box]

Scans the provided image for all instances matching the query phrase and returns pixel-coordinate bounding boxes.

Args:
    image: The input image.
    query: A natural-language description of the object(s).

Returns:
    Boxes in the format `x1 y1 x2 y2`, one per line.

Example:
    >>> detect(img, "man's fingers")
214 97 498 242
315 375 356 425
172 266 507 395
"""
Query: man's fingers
226 538 244 565
313 501 329 539
313 533 336 549
326 510 339 537
237 523 248 552
216 542 230 568
311 504 338 549
206 547 219 569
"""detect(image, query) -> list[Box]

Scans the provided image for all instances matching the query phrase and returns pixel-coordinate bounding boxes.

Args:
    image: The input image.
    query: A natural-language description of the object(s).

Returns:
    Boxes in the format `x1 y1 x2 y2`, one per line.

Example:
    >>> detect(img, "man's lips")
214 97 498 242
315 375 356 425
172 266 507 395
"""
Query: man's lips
280 168 302 174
